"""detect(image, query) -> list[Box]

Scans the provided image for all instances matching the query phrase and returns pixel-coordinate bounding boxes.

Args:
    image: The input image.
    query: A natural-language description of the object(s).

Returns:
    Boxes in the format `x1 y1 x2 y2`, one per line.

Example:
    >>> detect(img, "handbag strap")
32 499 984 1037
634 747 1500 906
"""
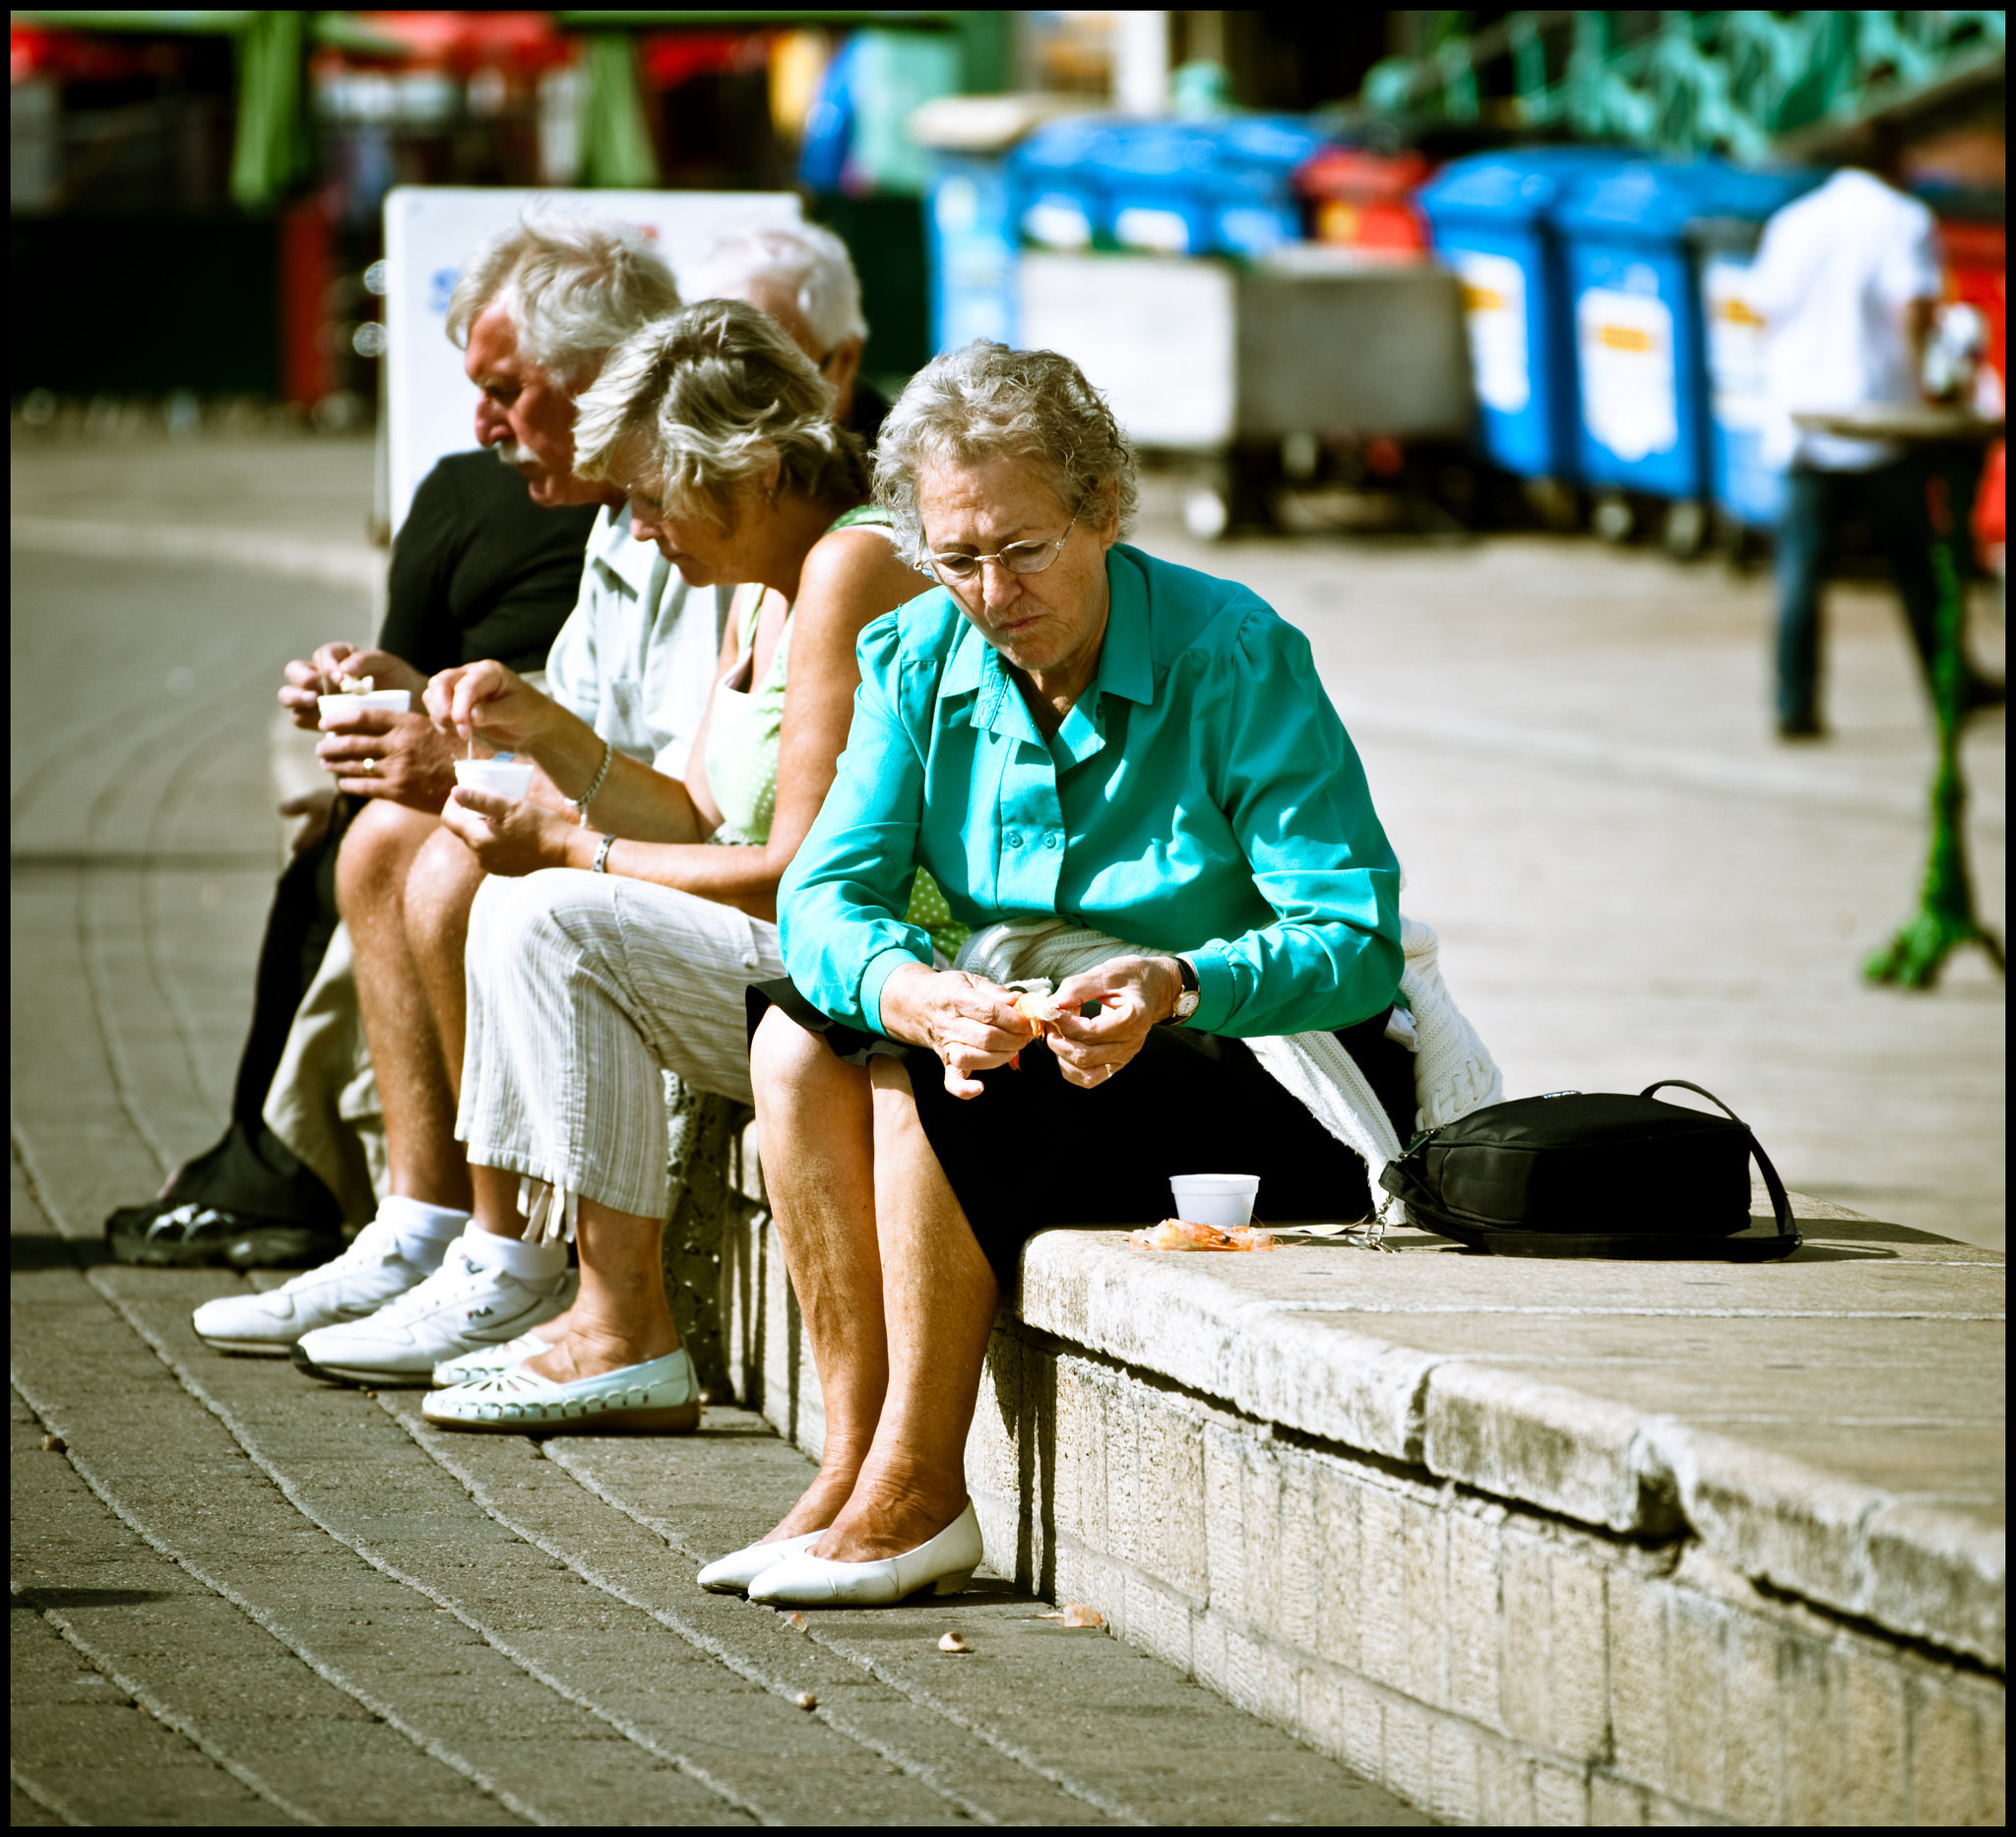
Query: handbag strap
1640 1080 1797 1245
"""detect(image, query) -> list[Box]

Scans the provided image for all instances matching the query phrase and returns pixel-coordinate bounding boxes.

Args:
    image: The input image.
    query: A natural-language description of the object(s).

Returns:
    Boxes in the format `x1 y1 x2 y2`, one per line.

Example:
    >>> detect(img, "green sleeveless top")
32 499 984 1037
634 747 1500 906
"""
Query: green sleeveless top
703 504 968 959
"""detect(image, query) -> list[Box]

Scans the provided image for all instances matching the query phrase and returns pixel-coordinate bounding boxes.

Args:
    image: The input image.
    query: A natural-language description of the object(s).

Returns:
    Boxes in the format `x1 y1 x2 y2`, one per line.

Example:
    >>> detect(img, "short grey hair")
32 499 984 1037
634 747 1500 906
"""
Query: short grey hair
684 222 867 351
445 211 680 384
873 342 1138 551
572 298 869 522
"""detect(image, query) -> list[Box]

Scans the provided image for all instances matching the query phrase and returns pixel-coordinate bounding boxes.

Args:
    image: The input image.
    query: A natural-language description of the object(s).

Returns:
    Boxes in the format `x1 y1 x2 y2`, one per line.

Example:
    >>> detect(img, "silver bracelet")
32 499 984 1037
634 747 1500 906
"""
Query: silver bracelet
572 737 613 826
591 833 616 874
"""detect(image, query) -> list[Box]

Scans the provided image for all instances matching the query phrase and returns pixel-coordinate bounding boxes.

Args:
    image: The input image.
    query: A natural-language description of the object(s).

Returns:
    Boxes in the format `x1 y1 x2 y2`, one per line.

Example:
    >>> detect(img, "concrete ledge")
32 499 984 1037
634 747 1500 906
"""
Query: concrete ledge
724 1144 2004 1824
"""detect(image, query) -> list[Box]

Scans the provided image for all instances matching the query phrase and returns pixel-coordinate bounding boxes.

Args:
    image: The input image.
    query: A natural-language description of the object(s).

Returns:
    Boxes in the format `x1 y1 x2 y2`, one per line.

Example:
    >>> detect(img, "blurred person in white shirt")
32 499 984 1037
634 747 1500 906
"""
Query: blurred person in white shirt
1749 154 2002 737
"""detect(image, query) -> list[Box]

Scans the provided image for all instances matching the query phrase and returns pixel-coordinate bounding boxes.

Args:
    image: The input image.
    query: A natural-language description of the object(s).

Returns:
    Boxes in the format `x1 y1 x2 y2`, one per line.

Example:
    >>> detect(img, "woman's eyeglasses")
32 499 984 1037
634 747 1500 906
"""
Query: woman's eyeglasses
922 519 1076 585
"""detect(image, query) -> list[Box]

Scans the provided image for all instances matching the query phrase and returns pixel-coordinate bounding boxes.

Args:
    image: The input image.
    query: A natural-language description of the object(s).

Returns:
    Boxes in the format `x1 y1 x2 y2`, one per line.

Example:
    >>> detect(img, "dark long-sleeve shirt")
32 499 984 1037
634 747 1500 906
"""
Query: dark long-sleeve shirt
377 449 600 675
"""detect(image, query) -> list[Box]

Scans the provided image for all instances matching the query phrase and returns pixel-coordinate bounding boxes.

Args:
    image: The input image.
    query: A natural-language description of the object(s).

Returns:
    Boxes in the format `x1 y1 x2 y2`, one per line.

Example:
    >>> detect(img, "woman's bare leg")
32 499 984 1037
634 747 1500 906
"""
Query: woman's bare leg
466 1162 674 1375
749 1007 887 1542
813 1056 998 1563
522 1195 679 1380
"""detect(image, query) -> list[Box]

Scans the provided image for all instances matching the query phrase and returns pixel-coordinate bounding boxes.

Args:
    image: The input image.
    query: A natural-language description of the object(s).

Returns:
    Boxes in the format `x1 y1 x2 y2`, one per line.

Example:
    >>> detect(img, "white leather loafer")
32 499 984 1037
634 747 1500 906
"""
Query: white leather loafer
421 1348 698 1434
695 1531 822 1594
431 1327 561 1388
747 1501 983 1607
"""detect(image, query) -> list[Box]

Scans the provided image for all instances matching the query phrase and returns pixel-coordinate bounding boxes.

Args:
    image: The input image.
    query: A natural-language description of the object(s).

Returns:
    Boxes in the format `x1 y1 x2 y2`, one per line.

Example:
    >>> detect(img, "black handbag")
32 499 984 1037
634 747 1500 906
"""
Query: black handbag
1378 1080 1801 1260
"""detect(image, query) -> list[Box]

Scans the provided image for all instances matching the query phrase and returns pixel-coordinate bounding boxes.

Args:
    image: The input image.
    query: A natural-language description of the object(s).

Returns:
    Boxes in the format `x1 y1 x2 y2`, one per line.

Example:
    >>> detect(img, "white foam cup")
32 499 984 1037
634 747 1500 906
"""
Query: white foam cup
318 689 412 722
454 757 535 801
1168 1173 1260 1229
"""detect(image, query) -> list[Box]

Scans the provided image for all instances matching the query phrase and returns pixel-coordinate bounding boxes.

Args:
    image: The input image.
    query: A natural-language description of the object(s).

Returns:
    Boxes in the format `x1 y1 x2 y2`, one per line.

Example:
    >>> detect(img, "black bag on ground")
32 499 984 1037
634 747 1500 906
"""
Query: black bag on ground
1378 1080 1800 1260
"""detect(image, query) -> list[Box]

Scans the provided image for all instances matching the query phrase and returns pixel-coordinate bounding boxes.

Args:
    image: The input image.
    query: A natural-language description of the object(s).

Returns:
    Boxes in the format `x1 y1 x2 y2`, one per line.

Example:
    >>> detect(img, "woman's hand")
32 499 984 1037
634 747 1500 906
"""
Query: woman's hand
1044 955 1183 1088
424 661 556 756
438 786 585 878
877 964 1033 1100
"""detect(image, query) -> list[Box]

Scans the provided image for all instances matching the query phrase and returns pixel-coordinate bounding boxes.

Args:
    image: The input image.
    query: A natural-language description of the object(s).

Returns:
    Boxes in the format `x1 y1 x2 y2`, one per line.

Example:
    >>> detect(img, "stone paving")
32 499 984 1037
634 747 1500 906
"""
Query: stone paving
10 426 2005 1823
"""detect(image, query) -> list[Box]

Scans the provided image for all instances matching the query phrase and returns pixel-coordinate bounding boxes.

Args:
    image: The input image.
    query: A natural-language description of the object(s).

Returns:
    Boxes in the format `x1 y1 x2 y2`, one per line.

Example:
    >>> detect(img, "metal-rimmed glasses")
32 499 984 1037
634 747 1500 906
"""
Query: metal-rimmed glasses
920 517 1077 585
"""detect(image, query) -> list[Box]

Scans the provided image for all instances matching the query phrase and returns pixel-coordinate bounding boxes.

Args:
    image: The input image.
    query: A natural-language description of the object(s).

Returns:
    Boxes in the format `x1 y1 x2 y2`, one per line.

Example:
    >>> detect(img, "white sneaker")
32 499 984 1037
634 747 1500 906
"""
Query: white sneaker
292 1239 573 1386
191 1217 446 1356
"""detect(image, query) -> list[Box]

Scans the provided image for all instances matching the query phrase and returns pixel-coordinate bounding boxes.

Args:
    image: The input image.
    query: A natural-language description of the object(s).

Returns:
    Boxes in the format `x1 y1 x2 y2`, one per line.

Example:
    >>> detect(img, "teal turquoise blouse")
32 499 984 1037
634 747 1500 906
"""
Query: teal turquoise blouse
777 542 1403 1038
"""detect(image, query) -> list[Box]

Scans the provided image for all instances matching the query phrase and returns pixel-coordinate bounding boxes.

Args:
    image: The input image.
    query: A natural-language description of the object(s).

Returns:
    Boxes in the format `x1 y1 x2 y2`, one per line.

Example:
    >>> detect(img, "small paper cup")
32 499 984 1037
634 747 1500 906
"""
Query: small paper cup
1169 1173 1260 1230
454 758 535 801
318 689 411 722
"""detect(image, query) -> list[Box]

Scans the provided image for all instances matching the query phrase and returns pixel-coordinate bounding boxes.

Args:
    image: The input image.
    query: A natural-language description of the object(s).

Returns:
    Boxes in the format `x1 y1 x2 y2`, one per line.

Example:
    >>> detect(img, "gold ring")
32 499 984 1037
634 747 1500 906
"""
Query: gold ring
357 758 376 775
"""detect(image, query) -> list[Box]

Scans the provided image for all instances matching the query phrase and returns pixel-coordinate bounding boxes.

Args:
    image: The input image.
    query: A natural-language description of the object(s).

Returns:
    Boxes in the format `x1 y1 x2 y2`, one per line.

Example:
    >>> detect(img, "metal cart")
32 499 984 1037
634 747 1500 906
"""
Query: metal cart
1017 249 1475 538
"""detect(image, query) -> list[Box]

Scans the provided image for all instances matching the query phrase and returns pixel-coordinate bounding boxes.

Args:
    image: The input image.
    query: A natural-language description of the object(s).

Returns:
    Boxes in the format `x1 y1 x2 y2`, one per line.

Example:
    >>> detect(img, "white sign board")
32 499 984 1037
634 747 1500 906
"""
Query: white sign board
383 186 803 535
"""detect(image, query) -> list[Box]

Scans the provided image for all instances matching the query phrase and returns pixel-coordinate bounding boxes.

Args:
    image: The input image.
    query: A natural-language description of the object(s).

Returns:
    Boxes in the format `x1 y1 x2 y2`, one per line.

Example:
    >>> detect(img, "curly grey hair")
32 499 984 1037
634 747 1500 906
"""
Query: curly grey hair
571 298 868 521
872 342 1138 551
445 211 680 384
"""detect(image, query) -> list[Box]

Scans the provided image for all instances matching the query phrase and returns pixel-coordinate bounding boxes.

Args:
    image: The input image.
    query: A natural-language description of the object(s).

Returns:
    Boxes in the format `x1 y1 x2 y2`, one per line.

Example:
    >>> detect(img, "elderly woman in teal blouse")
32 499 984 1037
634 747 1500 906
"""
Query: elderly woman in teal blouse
715 343 1416 1609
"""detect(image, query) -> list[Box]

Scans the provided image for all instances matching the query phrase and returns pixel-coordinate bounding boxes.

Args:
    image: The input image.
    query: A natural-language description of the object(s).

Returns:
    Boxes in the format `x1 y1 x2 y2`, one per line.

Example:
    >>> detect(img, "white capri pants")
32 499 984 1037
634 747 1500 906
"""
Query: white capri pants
458 869 784 1222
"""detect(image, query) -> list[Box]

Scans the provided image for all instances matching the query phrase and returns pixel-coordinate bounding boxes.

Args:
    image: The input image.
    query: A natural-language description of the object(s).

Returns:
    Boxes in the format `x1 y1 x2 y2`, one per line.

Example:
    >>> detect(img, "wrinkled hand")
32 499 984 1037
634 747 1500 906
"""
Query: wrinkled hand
438 785 579 877
424 660 553 756
278 786 337 855
1044 955 1182 1089
317 708 457 808
279 643 425 730
877 965 1033 1100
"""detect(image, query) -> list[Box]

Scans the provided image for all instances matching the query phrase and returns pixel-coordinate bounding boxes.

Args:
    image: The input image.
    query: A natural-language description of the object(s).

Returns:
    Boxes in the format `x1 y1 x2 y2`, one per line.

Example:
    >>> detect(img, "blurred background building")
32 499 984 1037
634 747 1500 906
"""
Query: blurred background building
9 10 2005 559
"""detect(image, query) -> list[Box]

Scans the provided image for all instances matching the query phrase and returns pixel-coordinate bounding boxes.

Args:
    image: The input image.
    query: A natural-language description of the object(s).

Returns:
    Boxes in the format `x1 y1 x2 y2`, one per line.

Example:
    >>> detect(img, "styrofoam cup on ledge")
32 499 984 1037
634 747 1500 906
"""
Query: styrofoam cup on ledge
1168 1173 1260 1229
318 689 412 722
454 757 535 801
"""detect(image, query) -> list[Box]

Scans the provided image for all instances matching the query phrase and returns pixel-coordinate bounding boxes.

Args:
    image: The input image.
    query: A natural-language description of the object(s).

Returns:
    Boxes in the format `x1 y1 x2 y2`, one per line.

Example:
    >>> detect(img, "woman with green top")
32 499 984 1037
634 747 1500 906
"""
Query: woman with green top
414 299 953 1433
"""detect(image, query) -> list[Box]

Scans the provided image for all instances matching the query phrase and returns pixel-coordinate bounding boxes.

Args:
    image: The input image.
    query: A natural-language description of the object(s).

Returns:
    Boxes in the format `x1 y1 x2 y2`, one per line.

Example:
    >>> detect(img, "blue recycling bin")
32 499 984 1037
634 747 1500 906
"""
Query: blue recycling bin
1204 116 1330 258
925 153 1021 352
1554 159 1820 509
1092 120 1216 255
1554 161 1726 502
1417 147 1636 480
1094 116 1323 260
1007 117 1117 252
1009 115 1329 262
1689 169 1823 527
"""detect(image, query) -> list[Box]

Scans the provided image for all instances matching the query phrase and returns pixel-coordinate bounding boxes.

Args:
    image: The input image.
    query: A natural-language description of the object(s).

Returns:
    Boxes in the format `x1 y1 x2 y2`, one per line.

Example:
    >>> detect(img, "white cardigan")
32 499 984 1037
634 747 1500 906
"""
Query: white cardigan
953 916 1502 1236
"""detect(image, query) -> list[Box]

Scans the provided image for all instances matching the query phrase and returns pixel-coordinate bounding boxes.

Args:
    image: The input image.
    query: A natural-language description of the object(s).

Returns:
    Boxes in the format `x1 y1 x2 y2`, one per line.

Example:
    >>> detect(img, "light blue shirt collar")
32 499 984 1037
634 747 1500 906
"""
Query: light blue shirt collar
592 501 659 598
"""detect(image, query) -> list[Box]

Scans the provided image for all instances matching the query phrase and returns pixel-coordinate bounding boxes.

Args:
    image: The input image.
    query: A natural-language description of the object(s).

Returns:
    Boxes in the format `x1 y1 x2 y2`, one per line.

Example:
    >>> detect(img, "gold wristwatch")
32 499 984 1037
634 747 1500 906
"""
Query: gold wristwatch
1168 955 1201 1024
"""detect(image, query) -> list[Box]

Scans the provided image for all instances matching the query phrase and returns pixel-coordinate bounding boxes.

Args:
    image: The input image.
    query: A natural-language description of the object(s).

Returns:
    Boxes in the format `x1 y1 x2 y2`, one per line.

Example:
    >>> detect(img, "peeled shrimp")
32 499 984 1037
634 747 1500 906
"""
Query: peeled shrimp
1006 988 1067 1038
1127 1219 1279 1253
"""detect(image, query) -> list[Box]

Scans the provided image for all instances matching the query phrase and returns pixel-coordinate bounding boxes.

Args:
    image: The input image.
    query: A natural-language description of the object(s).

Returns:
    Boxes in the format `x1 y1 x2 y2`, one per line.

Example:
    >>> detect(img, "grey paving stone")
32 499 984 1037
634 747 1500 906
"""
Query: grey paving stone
11 1599 289 1827
541 1425 1430 1826
9 1779 68 1827
11 1347 519 1827
13 1255 743 1826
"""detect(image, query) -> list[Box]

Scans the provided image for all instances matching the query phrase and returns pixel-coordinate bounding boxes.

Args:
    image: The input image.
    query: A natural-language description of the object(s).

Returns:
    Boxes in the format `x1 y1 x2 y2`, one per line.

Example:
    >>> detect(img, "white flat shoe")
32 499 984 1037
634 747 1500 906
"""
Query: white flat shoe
421 1348 698 1434
431 1326 561 1387
747 1501 983 1607
695 1531 822 1594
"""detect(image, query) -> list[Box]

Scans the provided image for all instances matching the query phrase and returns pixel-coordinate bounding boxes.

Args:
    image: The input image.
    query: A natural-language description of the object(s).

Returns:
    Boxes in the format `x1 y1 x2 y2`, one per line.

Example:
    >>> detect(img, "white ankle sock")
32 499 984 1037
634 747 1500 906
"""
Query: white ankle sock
457 1222 569 1282
376 1195 471 1266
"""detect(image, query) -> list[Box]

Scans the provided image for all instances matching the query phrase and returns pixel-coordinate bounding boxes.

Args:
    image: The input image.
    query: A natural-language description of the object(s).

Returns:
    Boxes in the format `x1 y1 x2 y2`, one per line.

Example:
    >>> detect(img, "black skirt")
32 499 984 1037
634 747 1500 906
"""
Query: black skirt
747 980 1417 1288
